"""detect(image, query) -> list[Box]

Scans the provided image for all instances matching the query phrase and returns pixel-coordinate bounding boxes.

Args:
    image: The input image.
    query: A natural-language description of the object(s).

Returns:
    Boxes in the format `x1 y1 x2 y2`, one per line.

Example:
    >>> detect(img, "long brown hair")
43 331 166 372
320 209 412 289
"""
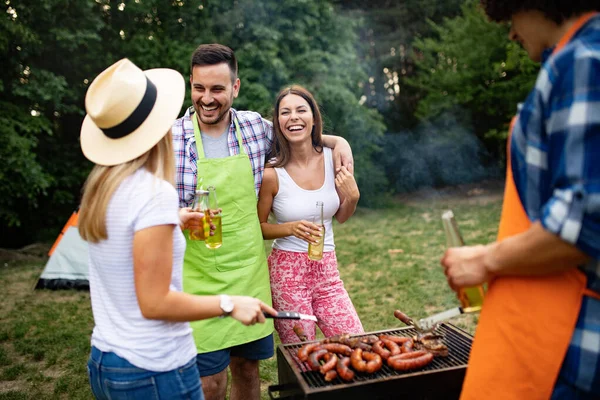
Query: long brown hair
269 85 323 168
78 131 175 242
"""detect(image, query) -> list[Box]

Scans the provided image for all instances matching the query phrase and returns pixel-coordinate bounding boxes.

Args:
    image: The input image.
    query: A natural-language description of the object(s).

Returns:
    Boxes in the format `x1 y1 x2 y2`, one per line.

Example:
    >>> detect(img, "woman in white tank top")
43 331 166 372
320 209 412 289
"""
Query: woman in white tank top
257 85 364 344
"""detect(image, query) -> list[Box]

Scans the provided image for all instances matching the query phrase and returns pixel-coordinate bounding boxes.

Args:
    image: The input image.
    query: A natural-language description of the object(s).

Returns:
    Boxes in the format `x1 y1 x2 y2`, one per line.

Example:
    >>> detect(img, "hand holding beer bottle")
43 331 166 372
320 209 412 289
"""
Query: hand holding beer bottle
203 186 222 249
307 201 325 261
189 190 209 241
442 210 485 311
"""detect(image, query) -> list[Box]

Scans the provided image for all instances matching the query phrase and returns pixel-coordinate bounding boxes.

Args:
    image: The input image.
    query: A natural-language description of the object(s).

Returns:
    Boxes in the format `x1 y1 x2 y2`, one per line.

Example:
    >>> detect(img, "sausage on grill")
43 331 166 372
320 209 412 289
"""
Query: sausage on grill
387 350 434 371
336 357 355 381
319 343 352 356
320 352 338 374
372 341 391 360
324 369 338 382
401 338 415 353
298 343 321 362
308 349 329 371
350 348 383 374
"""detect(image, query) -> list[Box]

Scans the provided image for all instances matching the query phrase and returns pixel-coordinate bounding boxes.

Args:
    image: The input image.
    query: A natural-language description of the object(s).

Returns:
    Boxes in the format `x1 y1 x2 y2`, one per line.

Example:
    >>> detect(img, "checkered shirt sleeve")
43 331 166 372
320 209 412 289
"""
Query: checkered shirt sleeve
172 107 273 208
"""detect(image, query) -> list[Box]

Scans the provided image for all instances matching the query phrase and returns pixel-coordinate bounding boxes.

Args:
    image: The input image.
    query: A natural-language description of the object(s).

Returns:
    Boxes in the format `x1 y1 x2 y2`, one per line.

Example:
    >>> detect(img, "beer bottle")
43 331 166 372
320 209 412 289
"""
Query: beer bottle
307 201 325 261
189 189 209 241
442 210 485 312
204 186 222 249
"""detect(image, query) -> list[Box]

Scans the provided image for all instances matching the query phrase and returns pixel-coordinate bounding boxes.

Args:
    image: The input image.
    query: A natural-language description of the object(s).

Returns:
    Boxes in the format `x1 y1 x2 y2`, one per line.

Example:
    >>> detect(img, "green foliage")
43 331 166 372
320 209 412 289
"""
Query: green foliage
407 0 538 159
1 0 386 246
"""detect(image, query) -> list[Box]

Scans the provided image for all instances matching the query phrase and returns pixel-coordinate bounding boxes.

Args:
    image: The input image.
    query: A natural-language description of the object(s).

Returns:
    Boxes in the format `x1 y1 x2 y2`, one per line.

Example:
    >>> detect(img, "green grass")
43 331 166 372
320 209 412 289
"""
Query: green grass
0 195 501 399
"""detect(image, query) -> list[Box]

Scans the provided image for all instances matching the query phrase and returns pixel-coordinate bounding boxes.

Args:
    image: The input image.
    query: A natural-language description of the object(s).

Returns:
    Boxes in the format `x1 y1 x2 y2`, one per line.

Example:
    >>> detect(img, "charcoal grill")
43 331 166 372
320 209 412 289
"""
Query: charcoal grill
268 323 473 400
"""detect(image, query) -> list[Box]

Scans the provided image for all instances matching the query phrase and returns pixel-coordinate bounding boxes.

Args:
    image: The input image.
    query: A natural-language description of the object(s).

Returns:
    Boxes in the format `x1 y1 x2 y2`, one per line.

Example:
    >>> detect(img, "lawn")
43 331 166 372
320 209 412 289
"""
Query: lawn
0 189 502 399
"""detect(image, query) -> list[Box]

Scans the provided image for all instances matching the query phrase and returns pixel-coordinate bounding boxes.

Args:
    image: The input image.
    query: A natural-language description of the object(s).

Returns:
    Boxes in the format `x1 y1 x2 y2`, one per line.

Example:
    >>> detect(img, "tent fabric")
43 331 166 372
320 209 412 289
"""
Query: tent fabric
35 212 89 290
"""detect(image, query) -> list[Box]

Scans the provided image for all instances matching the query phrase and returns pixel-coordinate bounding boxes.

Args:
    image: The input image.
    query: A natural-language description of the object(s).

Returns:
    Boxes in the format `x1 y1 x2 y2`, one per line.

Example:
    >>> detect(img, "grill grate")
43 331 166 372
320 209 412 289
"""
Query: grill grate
272 323 473 399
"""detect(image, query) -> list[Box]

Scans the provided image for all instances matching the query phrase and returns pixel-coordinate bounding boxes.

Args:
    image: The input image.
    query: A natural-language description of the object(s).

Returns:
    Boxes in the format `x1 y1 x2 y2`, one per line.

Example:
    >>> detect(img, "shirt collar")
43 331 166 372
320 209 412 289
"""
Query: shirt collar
184 107 238 140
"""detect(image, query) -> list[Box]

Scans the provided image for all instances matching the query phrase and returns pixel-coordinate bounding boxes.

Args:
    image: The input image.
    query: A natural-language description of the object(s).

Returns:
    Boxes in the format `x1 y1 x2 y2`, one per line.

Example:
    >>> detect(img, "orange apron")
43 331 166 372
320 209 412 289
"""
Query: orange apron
460 12 599 400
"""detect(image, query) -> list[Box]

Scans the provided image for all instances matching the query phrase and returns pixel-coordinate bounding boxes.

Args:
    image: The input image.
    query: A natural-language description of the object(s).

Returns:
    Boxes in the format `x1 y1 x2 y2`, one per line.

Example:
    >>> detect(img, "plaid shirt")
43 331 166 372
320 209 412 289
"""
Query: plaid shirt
172 107 273 207
511 15 600 395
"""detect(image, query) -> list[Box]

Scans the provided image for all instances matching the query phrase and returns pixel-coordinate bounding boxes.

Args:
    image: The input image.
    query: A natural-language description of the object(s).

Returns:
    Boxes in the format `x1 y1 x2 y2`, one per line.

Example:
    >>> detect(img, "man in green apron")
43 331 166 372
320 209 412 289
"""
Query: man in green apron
172 44 353 400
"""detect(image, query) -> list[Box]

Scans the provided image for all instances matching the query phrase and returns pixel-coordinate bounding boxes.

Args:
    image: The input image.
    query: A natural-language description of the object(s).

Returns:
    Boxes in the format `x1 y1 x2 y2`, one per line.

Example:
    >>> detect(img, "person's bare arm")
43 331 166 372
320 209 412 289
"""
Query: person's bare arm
258 168 322 243
484 221 590 276
322 135 354 174
334 166 359 223
133 224 276 324
441 222 591 291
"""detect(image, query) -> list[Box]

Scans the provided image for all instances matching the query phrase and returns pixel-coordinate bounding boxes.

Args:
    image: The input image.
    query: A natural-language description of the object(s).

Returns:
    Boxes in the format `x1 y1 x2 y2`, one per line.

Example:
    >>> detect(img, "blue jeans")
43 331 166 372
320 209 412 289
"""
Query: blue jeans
87 346 203 400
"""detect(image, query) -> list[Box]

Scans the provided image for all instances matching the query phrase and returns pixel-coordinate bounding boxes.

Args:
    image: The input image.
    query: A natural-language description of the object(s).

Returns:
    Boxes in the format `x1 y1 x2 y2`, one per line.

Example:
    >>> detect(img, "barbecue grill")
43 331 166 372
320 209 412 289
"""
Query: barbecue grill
268 323 473 400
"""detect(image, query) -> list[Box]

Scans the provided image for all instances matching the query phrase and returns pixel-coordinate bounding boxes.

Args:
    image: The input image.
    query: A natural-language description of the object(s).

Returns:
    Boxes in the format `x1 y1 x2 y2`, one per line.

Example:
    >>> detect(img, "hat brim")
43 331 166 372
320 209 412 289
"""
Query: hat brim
80 68 185 166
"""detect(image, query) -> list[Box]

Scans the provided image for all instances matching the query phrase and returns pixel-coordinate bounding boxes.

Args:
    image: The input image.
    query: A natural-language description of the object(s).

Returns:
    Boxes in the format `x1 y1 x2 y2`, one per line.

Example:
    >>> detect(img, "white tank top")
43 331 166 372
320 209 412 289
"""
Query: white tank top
272 147 340 253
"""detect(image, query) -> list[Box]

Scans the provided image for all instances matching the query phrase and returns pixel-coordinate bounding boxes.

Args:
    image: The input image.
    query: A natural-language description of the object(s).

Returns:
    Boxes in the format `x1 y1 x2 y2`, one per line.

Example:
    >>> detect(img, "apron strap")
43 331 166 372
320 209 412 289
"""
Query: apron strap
191 112 246 160
584 288 600 301
553 12 599 55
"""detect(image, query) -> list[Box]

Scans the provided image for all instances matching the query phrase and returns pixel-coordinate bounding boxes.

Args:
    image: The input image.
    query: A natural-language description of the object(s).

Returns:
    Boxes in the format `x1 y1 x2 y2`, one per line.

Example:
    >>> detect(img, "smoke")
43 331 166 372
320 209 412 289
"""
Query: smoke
381 110 501 194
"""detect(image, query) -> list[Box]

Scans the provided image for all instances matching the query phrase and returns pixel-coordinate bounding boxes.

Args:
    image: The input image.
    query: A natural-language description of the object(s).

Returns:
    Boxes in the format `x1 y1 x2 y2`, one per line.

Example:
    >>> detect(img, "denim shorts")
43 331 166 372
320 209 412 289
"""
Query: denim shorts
195 334 274 377
87 346 203 400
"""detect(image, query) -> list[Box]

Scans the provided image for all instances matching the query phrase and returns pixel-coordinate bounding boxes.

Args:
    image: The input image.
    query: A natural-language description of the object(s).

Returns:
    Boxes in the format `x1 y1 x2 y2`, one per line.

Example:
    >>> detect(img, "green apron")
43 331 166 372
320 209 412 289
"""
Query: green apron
183 112 273 353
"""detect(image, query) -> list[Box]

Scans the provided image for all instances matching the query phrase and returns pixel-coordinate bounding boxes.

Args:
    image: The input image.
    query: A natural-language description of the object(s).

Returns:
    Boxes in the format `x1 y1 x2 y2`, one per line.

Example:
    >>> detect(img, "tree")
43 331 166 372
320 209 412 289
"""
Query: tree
1 0 387 247
407 0 538 161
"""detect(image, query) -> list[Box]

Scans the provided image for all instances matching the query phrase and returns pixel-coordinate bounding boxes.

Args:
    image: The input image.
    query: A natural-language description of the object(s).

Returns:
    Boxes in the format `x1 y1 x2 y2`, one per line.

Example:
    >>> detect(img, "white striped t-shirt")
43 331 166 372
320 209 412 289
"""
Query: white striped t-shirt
88 168 196 371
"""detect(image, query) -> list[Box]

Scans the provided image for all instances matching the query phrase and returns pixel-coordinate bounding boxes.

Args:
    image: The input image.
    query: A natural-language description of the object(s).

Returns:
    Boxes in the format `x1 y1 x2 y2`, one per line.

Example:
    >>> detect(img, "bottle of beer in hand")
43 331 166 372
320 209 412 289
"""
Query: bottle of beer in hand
308 201 325 261
204 186 222 249
442 210 485 311
189 189 209 241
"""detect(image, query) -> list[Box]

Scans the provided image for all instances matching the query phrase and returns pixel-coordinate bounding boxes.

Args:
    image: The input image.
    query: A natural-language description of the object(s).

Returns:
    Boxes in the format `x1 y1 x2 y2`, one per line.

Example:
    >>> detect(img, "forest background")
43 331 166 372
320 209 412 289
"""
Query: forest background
0 0 539 248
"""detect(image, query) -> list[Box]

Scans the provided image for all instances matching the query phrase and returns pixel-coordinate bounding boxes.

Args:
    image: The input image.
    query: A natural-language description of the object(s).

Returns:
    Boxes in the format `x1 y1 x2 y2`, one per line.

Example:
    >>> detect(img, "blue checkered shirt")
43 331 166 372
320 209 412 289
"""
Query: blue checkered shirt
511 15 600 395
172 107 273 207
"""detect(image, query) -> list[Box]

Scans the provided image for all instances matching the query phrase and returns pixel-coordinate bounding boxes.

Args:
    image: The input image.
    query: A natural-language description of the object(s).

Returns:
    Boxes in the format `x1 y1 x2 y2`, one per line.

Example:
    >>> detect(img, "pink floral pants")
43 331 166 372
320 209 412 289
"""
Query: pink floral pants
268 248 364 344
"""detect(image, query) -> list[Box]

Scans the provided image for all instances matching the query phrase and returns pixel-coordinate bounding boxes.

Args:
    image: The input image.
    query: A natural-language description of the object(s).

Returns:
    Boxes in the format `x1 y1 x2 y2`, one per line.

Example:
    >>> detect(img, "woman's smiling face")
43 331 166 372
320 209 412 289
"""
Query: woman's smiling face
277 94 314 144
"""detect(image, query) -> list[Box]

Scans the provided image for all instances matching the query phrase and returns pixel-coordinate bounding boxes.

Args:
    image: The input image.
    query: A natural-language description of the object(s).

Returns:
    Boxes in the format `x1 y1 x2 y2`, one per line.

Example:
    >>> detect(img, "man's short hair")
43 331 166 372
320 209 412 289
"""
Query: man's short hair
481 0 599 23
190 44 238 83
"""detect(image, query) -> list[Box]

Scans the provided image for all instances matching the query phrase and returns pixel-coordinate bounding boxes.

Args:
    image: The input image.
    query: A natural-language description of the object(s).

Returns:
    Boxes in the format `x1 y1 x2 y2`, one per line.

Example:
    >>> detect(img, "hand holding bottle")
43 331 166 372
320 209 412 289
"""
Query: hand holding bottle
441 244 494 292
287 220 322 244
230 296 277 326
179 208 205 233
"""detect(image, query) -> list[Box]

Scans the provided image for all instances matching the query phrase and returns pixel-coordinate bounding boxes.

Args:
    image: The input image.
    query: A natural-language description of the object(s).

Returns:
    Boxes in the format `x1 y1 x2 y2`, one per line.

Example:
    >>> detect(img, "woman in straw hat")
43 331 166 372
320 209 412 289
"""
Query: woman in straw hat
78 59 276 400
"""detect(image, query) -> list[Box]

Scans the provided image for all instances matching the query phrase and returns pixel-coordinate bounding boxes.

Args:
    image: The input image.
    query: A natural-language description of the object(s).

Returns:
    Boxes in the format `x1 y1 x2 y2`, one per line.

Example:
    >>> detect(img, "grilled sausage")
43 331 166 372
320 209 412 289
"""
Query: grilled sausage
387 351 433 371
298 343 321 362
308 349 329 371
350 348 383 373
380 338 402 356
362 351 383 373
389 350 429 360
320 353 338 374
372 341 391 360
401 338 414 353
379 335 412 345
336 357 355 381
293 324 309 342
319 343 352 356
324 369 338 382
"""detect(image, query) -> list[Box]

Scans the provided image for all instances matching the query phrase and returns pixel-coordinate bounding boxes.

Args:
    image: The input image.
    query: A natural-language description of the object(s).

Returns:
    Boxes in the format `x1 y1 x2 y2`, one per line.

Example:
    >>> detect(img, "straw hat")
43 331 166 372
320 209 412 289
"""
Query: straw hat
80 58 184 166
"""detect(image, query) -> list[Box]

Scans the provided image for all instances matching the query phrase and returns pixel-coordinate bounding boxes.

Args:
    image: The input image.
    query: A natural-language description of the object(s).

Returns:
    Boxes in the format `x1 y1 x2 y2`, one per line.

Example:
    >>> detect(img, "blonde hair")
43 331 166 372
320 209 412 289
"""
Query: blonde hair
78 131 175 242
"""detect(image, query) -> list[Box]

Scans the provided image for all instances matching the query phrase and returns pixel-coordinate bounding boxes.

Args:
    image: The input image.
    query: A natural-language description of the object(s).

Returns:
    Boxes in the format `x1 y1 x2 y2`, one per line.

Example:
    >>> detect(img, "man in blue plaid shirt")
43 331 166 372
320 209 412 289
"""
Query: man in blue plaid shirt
441 1 600 399
172 44 353 400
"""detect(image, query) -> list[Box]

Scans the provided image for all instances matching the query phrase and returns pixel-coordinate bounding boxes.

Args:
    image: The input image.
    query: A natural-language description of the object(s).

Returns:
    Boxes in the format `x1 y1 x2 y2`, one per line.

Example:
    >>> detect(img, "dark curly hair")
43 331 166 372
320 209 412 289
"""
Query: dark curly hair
480 0 599 23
